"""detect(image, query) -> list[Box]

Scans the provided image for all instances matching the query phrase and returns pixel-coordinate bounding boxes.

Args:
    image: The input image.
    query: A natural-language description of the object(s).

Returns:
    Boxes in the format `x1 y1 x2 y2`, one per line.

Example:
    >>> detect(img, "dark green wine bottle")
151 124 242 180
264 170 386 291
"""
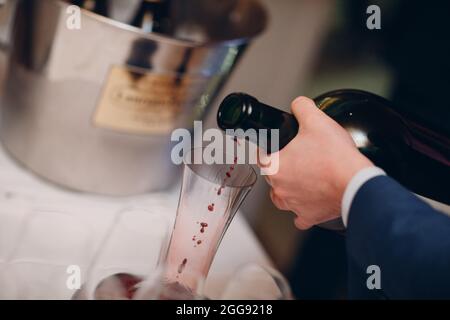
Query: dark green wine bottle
72 0 109 16
217 89 450 206
130 0 170 33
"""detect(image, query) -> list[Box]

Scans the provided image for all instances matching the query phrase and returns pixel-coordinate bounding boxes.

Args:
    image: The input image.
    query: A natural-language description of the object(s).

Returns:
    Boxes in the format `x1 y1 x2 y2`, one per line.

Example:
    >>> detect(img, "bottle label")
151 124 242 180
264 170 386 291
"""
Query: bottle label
93 65 213 135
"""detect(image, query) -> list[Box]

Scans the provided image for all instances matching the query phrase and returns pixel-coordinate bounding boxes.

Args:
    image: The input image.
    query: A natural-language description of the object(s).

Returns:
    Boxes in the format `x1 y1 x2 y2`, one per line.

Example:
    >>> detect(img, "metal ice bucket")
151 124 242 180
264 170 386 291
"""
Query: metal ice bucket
0 0 266 195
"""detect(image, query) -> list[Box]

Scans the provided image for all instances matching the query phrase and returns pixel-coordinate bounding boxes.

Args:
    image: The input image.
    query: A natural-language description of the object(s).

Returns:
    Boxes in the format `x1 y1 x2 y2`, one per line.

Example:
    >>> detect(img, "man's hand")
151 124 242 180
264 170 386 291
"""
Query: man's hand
261 96 374 230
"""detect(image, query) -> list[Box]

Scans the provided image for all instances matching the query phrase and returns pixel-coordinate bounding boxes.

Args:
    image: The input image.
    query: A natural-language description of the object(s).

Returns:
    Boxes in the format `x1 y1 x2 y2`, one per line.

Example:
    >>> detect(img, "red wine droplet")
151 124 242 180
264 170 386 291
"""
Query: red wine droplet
200 222 208 233
208 203 215 212
197 240 202 245
217 187 222 196
178 258 188 274
226 172 231 178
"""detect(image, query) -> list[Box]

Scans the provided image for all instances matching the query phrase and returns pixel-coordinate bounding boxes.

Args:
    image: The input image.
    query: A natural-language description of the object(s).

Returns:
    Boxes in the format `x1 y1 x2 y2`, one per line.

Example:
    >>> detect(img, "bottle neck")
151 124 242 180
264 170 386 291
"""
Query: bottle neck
133 0 170 33
217 93 299 152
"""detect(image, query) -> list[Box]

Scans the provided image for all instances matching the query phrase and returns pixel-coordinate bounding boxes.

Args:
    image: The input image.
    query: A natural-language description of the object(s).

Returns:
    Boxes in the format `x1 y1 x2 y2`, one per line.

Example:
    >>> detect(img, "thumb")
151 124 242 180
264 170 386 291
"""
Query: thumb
290 96 320 128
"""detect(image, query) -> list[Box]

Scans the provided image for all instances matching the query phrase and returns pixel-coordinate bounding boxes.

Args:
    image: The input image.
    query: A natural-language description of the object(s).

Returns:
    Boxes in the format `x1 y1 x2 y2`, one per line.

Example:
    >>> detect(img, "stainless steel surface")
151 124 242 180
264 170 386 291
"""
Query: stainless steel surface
0 0 266 195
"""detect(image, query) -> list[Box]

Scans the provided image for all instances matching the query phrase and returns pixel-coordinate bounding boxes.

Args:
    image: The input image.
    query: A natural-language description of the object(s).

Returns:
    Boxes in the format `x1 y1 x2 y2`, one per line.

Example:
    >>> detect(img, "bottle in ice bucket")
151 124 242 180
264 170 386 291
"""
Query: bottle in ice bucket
71 0 110 16
130 0 171 33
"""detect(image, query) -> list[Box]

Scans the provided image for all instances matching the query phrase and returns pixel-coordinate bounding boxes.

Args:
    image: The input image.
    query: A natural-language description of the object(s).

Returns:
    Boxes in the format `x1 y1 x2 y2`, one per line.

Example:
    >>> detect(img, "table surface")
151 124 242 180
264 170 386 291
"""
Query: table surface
0 144 272 299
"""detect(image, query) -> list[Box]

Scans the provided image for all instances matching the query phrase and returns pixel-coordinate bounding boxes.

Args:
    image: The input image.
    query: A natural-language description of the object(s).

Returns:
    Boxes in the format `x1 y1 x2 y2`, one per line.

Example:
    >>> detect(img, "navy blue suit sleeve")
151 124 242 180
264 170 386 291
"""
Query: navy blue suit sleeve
347 175 450 299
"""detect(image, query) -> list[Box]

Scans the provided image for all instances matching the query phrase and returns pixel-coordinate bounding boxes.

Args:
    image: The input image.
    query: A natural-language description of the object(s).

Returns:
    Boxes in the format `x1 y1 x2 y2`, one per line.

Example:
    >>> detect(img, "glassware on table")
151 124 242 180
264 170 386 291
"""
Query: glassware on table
73 207 170 300
220 263 293 300
134 266 206 300
162 147 257 297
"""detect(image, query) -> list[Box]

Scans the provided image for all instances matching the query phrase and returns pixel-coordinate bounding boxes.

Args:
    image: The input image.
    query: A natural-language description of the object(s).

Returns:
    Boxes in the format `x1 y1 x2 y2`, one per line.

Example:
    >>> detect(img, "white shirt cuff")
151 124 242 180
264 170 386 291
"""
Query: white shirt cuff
341 167 386 227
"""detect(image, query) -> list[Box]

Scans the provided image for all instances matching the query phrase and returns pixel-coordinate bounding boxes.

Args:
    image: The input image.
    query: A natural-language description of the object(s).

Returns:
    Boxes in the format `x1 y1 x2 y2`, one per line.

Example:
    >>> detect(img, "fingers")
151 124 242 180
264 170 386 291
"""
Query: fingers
294 216 314 230
269 188 289 211
258 149 274 186
256 147 272 168
290 96 320 128
268 186 316 230
256 147 276 169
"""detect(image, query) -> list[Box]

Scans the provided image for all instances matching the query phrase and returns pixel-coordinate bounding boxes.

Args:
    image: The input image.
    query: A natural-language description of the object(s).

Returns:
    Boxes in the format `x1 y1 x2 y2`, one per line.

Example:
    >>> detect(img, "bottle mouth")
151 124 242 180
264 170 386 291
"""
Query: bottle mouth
217 93 248 130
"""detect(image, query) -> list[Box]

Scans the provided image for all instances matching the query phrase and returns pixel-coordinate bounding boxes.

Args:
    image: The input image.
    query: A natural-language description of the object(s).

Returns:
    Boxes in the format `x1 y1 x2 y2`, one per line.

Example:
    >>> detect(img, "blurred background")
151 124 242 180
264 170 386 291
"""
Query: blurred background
0 0 448 300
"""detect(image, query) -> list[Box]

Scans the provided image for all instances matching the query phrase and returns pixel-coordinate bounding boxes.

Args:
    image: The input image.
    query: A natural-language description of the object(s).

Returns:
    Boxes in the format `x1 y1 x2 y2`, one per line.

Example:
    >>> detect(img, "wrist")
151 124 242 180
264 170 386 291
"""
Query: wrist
334 153 374 201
